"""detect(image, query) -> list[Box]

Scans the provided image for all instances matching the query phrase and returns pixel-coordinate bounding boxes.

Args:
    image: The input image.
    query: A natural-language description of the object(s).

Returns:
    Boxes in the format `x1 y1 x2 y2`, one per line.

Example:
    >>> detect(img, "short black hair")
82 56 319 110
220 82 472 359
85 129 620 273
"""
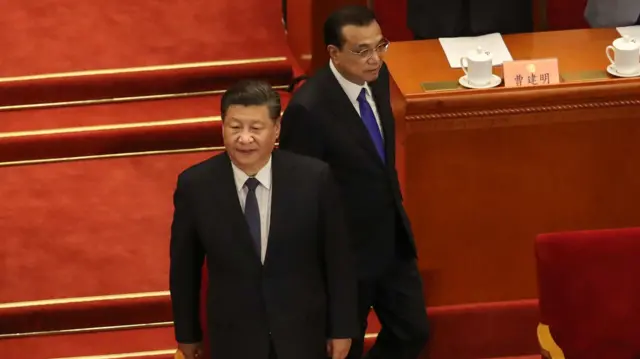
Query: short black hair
220 80 281 121
323 5 377 49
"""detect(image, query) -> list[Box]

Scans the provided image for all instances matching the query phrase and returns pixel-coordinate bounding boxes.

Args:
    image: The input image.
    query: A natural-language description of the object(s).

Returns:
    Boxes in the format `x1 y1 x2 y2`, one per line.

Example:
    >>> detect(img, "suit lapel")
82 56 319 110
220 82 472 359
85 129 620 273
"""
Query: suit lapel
321 67 386 168
212 153 262 263
263 151 291 267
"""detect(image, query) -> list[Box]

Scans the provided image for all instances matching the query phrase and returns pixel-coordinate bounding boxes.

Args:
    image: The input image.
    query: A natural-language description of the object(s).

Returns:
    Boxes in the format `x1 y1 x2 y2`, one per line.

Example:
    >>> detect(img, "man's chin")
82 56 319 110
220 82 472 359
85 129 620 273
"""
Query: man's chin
364 69 380 82
229 150 256 164
235 149 258 157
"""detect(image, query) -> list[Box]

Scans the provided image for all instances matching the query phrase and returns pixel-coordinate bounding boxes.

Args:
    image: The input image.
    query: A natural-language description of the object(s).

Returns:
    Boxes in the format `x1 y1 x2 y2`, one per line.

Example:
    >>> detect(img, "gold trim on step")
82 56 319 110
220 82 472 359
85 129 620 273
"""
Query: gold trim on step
0 291 170 309
47 334 379 359
0 321 173 340
0 116 221 139
0 85 289 112
0 90 224 112
0 146 225 168
0 57 287 83
51 350 176 359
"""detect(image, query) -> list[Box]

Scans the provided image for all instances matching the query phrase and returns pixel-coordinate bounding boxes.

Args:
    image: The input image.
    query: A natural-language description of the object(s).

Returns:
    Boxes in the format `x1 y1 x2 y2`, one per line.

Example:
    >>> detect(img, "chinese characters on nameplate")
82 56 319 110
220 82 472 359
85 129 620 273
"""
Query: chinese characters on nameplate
503 58 560 88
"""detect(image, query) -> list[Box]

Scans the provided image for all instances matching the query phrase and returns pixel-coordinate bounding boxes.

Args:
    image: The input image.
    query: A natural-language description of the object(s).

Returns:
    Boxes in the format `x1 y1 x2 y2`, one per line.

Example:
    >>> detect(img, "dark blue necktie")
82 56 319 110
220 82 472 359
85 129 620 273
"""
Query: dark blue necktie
357 88 385 163
244 177 261 256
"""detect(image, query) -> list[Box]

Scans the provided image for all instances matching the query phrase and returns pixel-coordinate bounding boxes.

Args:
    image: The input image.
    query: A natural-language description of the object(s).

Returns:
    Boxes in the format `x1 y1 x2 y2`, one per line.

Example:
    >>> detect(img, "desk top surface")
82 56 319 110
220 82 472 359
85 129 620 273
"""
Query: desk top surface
385 28 631 97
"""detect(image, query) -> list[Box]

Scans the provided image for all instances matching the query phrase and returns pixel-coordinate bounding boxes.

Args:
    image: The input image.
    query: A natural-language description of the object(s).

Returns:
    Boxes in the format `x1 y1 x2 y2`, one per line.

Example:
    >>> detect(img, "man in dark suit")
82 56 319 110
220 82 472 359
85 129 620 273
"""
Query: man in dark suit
278 6 429 359
407 0 533 39
169 80 358 359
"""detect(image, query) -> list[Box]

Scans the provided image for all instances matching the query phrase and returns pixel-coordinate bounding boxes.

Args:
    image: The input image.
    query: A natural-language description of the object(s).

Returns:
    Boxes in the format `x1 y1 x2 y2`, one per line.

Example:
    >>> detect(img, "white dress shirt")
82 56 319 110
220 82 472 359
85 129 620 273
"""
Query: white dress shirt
329 60 383 137
231 156 272 264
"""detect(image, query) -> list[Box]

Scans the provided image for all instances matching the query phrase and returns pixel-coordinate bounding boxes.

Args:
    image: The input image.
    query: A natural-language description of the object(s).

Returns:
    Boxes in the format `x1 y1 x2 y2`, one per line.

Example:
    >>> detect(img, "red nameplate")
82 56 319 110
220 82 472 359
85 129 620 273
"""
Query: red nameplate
503 58 560 88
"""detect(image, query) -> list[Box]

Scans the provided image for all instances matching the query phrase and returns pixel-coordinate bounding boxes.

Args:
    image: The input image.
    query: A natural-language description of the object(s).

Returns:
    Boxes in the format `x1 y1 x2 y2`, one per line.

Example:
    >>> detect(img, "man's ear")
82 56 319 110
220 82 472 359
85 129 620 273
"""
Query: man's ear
327 45 340 61
274 117 282 139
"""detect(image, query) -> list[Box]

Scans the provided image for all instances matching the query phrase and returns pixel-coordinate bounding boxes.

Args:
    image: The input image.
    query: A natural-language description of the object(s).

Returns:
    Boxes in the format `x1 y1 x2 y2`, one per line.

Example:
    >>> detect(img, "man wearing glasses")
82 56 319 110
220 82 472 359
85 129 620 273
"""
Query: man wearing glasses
279 5 429 359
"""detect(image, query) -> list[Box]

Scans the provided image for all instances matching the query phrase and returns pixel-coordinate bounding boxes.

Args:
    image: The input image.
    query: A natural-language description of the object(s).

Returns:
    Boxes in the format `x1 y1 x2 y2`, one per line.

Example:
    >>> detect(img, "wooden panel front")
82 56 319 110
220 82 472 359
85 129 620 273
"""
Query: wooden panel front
385 29 640 305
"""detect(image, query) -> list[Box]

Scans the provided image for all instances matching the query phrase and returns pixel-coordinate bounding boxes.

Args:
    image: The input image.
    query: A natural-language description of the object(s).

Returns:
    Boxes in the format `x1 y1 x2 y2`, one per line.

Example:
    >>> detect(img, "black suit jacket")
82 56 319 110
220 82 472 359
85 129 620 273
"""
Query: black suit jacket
407 0 533 39
169 150 358 359
279 63 416 279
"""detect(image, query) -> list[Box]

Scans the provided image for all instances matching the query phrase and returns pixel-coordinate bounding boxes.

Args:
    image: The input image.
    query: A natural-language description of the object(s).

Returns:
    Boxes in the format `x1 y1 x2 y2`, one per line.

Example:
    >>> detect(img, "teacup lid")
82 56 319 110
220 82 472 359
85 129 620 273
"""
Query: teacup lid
466 46 492 62
613 35 639 50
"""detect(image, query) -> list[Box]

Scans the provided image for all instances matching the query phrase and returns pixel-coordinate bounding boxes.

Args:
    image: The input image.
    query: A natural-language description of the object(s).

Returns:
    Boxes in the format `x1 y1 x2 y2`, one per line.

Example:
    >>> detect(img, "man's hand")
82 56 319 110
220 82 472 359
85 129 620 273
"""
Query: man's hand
326 338 352 359
176 342 203 359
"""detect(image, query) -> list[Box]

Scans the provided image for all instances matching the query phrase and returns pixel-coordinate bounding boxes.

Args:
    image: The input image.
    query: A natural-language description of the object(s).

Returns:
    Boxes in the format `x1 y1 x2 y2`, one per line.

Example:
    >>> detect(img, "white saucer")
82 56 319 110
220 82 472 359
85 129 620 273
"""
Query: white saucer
606 64 640 78
459 74 502 89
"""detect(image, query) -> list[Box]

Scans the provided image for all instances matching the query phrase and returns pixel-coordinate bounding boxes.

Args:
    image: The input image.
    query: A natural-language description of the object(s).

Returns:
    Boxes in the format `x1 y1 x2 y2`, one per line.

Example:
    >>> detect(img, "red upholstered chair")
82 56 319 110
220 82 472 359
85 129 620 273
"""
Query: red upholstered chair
535 227 640 358
546 0 589 30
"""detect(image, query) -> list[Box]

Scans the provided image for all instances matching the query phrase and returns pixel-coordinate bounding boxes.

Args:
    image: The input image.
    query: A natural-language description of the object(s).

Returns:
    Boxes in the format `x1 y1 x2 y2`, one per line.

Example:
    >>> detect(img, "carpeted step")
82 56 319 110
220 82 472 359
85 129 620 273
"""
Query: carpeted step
0 0 293 106
0 151 217 316
0 60 292 108
2 279 541 359
1 288 540 358
0 325 373 359
0 292 172 336
0 322 541 359
426 300 541 359
0 325 176 359
0 151 216 338
0 91 290 164
0 95 222 164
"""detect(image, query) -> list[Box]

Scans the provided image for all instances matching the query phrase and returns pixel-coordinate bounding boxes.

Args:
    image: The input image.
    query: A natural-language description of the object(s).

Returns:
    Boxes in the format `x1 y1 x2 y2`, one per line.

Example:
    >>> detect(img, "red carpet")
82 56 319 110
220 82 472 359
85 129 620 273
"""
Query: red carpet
0 0 288 76
0 1 294 108
0 326 175 359
0 151 216 303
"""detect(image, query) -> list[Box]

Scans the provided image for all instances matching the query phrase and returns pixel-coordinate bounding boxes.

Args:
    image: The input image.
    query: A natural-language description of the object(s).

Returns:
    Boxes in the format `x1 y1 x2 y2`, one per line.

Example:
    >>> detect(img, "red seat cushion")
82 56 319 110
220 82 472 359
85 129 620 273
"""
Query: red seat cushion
536 227 640 358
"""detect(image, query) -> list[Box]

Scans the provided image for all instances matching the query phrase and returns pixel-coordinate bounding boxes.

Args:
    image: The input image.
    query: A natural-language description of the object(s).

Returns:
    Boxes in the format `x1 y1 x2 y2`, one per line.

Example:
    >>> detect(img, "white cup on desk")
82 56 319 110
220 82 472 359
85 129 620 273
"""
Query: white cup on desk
460 46 494 86
606 35 640 75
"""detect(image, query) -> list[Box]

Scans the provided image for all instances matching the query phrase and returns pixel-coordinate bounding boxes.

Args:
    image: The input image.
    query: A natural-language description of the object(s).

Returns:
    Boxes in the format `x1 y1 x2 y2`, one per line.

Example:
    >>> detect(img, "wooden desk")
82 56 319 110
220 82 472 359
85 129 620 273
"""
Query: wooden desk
386 28 640 306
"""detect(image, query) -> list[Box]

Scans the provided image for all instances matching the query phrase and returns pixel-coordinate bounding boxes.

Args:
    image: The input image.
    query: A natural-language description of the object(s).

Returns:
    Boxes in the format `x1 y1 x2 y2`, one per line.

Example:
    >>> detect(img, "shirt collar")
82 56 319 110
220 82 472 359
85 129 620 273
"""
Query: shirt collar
329 60 371 103
231 155 272 192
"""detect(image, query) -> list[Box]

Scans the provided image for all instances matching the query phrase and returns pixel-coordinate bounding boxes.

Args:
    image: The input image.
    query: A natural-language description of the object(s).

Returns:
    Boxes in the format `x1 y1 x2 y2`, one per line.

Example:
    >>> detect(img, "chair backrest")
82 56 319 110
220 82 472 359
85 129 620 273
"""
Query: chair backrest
546 0 589 30
535 227 640 358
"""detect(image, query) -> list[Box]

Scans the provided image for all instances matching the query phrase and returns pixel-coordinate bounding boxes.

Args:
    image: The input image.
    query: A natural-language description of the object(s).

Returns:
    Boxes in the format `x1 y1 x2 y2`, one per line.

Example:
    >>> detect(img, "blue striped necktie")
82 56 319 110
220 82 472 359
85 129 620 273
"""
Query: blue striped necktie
357 88 385 163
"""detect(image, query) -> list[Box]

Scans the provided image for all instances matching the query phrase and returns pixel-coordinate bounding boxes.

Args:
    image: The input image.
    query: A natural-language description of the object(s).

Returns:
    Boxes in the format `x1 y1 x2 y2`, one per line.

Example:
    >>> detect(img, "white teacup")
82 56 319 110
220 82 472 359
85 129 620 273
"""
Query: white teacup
606 35 640 75
460 46 494 86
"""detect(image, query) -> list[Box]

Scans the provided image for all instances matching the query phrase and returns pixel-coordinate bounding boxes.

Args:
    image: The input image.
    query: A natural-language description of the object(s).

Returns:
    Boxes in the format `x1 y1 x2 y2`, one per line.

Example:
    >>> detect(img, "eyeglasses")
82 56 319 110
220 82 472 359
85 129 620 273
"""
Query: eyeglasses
348 40 390 59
